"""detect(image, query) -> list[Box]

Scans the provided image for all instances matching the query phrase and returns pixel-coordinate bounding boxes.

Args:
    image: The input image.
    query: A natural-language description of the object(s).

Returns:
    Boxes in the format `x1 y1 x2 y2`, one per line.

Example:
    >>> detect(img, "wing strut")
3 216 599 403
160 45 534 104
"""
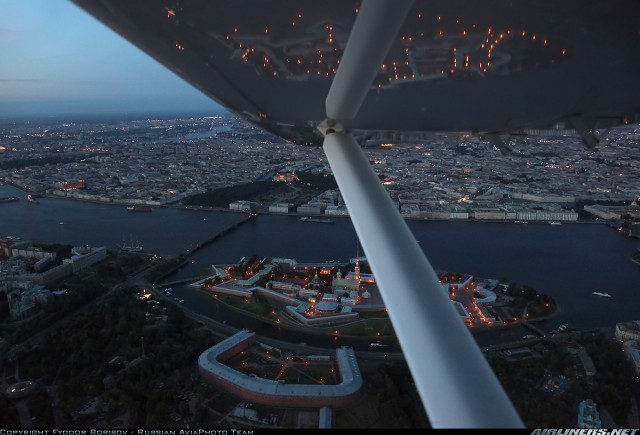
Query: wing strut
319 0 524 428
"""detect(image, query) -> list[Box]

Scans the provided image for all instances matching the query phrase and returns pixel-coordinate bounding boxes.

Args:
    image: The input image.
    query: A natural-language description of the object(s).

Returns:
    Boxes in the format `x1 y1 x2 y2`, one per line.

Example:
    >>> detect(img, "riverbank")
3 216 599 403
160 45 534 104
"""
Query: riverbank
2 183 604 225
631 250 640 266
179 273 560 343
3 181 637 333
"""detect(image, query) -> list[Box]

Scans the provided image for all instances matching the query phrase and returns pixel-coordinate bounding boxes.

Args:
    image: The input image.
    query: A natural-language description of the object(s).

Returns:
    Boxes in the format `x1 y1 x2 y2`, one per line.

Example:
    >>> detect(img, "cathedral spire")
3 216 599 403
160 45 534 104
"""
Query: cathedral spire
354 242 361 283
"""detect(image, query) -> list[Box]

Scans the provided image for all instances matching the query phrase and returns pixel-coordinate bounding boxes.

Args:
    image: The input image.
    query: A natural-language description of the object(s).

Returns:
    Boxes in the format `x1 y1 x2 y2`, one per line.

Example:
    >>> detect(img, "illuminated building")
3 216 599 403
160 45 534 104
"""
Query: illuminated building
577 399 601 429
272 172 299 182
58 179 86 191
332 270 359 292
198 330 363 408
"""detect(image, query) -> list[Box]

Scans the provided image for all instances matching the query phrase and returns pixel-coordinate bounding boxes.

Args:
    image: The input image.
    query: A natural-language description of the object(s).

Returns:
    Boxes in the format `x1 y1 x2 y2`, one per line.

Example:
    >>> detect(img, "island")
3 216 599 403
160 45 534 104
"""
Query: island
179 255 558 340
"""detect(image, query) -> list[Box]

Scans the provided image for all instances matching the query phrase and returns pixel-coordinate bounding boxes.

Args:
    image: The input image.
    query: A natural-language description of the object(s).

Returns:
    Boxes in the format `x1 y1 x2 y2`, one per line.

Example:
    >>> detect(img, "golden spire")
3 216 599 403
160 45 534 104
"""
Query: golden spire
354 242 361 283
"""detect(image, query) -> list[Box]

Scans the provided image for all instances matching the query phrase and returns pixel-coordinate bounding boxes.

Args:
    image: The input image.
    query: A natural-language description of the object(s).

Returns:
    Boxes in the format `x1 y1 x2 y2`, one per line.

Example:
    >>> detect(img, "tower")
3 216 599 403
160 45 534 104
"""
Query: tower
354 243 361 284
310 270 322 289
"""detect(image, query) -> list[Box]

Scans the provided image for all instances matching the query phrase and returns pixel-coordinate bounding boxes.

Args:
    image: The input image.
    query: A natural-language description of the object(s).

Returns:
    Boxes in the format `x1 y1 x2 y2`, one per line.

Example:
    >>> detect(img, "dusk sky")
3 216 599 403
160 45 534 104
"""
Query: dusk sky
0 0 223 117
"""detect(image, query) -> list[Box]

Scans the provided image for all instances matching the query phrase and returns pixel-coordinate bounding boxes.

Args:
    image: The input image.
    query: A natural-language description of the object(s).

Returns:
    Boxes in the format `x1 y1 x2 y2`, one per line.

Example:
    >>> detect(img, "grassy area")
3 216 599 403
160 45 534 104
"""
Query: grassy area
335 362 430 428
180 170 338 209
181 181 277 207
209 290 395 340
324 316 396 339
289 171 338 207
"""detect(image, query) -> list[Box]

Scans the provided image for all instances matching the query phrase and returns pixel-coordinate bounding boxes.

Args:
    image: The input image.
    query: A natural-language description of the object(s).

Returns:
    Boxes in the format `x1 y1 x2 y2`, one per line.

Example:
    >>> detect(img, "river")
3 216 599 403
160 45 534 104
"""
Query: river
2 183 639 348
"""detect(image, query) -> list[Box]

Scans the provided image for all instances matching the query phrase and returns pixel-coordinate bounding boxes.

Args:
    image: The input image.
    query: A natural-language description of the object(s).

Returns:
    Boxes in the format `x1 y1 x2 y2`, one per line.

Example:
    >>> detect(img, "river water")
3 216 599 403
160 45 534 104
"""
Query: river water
2 183 639 348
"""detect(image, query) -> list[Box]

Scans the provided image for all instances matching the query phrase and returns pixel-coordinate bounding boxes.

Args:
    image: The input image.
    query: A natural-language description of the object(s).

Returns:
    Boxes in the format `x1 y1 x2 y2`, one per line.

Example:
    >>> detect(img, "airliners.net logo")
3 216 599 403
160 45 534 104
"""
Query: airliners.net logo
531 430 639 435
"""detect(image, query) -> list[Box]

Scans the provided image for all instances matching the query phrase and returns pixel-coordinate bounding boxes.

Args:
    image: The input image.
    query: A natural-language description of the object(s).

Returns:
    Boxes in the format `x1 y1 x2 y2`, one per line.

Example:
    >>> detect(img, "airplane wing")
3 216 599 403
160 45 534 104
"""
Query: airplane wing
70 0 640 427
71 0 640 145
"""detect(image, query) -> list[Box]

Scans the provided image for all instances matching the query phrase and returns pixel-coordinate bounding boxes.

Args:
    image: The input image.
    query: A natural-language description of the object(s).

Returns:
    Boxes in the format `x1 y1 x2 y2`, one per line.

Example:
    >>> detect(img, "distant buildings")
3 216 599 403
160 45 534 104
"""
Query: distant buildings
325 205 349 216
269 202 294 213
63 245 107 272
276 187 580 222
229 200 258 212
272 172 298 183
615 320 640 342
584 204 640 221
1 238 106 320
7 288 38 320
3 113 640 217
616 320 640 376
567 347 597 384
577 399 602 429
0 239 72 286
296 204 324 215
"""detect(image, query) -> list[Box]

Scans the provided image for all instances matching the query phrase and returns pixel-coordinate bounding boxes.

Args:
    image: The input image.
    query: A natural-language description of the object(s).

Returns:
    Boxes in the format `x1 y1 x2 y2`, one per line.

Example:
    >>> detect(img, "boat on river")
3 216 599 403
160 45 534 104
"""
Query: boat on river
300 216 334 224
126 205 152 212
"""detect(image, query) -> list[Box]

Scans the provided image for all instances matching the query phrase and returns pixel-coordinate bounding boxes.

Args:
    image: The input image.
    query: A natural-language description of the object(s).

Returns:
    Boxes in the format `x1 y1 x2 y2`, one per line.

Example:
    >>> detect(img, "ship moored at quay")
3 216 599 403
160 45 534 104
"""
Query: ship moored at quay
126 205 153 212
300 216 334 224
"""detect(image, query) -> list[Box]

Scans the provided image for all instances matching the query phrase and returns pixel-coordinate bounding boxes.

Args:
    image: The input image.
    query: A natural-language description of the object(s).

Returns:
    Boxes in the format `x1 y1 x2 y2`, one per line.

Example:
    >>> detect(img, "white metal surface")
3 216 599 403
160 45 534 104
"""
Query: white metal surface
321 0 524 427
323 132 523 428
325 0 413 123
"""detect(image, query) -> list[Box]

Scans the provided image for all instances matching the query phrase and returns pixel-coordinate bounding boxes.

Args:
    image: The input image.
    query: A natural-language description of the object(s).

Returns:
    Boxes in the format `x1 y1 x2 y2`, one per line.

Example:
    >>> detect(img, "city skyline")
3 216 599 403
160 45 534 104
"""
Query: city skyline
0 0 222 118
1 100 640 430
2 0 639 428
